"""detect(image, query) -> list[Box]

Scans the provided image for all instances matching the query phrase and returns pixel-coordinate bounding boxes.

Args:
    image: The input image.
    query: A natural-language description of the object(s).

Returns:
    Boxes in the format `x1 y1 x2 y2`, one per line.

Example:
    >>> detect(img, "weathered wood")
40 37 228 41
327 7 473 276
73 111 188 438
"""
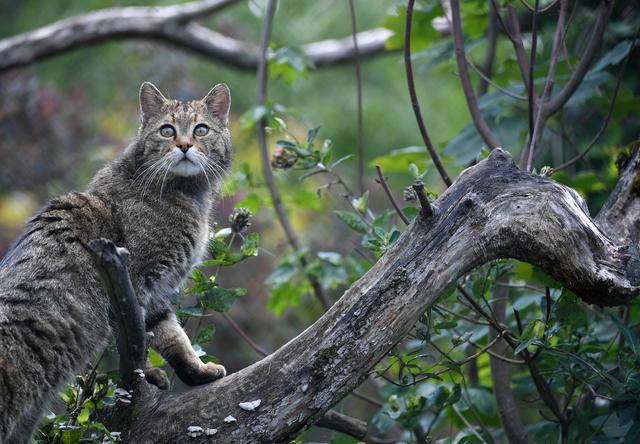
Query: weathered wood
108 149 638 443
0 0 392 73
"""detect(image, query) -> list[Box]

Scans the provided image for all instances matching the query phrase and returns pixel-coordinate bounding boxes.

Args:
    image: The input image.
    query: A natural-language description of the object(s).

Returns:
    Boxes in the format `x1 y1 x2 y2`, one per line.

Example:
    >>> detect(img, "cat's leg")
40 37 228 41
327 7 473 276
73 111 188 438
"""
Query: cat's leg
145 297 225 386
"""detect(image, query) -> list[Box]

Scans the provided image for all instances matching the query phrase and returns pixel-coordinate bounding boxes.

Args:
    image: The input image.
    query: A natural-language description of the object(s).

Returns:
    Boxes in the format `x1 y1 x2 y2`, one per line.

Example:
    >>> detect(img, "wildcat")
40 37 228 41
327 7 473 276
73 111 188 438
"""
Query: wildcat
0 82 231 443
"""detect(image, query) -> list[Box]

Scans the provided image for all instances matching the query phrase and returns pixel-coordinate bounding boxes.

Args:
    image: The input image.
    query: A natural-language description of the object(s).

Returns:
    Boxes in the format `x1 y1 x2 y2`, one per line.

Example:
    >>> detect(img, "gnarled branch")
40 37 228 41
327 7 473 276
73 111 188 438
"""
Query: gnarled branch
107 149 638 443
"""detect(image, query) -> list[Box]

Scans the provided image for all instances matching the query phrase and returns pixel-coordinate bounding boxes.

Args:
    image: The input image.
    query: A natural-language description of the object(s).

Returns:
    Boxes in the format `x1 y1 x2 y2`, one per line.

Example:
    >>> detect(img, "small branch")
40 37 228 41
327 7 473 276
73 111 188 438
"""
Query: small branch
466 56 527 101
450 0 501 149
255 0 332 311
404 0 452 187
349 0 366 195
527 0 540 145
546 0 614 116
506 4 537 111
87 239 146 390
411 180 434 218
550 35 635 174
490 277 532 444
477 0 498 97
525 0 568 172
222 312 268 357
375 165 410 225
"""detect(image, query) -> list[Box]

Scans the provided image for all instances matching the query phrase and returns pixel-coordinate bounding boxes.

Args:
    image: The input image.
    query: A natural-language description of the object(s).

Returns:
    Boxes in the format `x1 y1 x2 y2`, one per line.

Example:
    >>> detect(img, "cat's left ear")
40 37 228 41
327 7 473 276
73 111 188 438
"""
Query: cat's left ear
203 84 231 125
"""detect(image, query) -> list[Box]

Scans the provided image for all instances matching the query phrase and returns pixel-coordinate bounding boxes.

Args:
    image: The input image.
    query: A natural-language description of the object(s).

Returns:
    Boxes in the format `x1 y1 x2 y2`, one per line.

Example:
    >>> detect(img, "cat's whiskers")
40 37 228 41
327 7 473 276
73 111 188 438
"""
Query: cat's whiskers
136 157 173 202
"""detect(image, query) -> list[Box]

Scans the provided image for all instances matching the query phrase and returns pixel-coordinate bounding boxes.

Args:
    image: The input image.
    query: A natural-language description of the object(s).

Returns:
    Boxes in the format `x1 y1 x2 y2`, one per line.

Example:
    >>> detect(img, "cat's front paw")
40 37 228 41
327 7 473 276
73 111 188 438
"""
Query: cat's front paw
176 362 226 386
145 366 170 390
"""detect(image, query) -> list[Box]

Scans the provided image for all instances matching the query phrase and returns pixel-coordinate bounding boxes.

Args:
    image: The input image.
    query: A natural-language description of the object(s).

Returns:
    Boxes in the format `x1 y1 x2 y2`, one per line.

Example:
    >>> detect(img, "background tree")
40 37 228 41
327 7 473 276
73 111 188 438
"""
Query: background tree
0 0 638 443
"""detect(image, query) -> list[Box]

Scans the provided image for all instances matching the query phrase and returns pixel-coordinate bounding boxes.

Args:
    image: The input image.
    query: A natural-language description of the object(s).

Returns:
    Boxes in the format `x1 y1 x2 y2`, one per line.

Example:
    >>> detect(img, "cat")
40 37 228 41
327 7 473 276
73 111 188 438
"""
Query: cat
0 81 232 443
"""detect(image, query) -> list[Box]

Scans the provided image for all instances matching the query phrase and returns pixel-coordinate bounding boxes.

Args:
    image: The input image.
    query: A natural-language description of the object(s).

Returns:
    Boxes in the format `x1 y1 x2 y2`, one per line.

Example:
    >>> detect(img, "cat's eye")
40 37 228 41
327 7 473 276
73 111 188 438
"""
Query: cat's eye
193 124 209 137
160 125 176 138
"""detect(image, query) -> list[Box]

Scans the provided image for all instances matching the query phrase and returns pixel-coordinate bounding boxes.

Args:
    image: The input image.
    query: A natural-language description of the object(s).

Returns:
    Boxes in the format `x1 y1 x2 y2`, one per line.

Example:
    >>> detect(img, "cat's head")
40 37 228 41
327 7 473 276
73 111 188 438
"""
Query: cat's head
135 82 232 181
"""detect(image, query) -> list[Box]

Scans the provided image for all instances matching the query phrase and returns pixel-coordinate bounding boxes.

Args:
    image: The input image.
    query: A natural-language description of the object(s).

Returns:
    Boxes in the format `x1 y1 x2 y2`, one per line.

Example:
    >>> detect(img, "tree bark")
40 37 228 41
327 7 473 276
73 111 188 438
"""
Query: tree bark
103 148 638 443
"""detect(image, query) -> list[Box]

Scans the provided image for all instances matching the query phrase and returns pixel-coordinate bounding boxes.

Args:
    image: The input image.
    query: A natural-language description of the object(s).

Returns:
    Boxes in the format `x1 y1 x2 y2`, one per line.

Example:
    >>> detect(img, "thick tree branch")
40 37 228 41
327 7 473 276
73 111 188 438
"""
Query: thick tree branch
112 149 638 443
0 0 392 73
87 238 146 390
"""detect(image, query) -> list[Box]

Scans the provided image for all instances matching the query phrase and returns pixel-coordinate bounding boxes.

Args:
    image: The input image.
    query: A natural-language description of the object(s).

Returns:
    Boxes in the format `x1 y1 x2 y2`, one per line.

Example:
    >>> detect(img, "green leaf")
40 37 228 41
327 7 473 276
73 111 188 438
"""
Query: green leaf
307 126 321 145
241 232 260 257
147 348 166 367
611 314 638 355
334 210 369 234
267 281 308 316
370 146 428 174
353 190 369 215
193 325 216 345
383 3 444 51
198 287 247 312
592 39 633 73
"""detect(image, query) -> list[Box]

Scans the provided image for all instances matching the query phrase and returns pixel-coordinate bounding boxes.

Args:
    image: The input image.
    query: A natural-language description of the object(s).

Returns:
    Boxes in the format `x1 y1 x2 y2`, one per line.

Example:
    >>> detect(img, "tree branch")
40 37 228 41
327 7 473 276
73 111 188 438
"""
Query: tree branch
450 0 501 149
111 149 638 442
489 277 532 444
0 0 393 73
86 238 146 390
404 0 452 187
255 0 332 311
545 0 614 116
348 0 366 195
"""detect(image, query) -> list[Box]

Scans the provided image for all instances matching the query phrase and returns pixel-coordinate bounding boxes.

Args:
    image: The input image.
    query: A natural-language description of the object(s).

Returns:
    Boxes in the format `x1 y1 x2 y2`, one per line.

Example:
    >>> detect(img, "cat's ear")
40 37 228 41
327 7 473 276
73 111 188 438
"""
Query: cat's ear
203 83 231 125
139 82 167 123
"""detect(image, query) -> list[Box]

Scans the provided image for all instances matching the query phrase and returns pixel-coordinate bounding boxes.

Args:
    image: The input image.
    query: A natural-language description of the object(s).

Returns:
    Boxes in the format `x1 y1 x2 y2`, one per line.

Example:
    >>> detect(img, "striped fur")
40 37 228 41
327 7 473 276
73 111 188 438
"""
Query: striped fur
0 82 232 443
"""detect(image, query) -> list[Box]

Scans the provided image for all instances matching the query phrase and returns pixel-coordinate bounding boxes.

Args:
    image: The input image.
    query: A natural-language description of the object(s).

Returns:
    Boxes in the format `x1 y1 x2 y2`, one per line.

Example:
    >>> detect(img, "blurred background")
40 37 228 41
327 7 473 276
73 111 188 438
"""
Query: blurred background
1 0 639 442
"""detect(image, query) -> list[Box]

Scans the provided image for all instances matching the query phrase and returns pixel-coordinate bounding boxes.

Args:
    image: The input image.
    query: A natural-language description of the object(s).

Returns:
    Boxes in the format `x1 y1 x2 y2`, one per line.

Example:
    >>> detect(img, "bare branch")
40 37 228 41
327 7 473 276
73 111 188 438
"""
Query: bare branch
348 0 366 195
375 165 410 226
86 238 146 390
255 0 332 311
0 2 393 74
450 0 501 149
477 0 499 97
489 278 532 444
525 0 568 171
550 36 635 174
546 0 614 116
404 0 452 187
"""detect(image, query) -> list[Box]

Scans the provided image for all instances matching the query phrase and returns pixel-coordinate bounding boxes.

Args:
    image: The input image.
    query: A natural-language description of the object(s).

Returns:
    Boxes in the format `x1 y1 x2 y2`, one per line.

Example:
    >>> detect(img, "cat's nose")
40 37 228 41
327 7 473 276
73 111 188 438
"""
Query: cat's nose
176 140 193 153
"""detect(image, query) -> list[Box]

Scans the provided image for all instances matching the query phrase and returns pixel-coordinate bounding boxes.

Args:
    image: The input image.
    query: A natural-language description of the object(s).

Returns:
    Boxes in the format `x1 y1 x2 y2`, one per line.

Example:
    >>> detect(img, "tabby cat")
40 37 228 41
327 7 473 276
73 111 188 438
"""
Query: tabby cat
0 82 232 443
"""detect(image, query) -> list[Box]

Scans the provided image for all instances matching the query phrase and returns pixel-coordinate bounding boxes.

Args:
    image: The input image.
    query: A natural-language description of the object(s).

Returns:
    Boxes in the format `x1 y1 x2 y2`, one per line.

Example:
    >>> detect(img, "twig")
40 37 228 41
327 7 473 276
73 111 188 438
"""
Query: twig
375 165 410 225
222 312 268 357
348 0 366 195
87 239 146 390
477 0 498 97
506 4 537 110
411 180 434 218
450 0 501 149
466 56 527 101
526 0 568 172
255 0 332 311
404 0 452 187
518 0 560 13
527 0 540 144
550 35 636 174
546 0 614 116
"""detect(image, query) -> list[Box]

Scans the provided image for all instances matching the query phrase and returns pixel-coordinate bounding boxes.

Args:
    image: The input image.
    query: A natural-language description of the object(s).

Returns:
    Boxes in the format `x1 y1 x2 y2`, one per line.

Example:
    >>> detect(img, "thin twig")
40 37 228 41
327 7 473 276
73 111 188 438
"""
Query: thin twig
222 312 269 357
404 0 452 187
550 35 636 173
255 0 332 311
518 0 560 13
375 165 410 225
526 0 568 172
477 0 498 97
546 0 614 116
450 0 501 149
348 0 366 195
527 0 540 145
466 56 527 101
